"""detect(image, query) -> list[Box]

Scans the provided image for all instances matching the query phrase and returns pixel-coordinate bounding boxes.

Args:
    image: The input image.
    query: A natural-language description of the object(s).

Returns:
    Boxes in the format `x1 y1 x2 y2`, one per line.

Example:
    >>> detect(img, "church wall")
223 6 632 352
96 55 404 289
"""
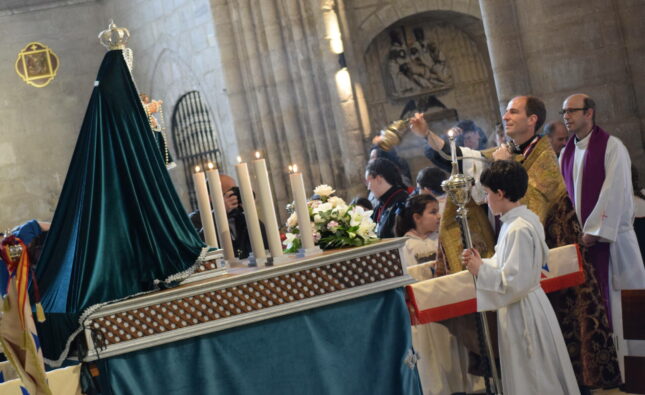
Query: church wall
206 0 368 220
338 0 496 181
102 0 237 211
362 14 499 178
0 2 105 227
479 0 645 179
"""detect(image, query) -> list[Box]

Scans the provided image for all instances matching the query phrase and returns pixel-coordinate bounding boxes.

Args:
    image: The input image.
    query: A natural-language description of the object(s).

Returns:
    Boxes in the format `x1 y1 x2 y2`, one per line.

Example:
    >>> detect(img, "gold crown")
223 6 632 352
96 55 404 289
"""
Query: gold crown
98 20 130 50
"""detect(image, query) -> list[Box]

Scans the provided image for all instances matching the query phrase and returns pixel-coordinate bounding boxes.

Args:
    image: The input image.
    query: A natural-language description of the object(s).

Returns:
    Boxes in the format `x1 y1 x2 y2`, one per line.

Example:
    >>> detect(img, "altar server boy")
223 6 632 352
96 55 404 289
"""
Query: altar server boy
462 160 579 395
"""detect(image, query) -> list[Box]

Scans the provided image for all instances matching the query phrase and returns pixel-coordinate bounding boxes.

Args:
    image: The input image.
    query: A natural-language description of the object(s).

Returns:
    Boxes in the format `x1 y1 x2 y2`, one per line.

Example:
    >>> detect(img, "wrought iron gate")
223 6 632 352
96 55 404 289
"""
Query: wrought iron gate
171 91 223 210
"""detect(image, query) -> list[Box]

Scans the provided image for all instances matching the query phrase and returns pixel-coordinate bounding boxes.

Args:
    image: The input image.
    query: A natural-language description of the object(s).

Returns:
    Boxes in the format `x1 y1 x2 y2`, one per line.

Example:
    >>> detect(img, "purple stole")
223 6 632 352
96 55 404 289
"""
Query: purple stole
560 126 612 327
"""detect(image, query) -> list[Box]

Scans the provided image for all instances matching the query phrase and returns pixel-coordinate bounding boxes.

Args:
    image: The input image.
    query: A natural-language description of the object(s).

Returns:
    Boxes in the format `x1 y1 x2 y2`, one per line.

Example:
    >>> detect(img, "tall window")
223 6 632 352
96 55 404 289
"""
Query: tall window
171 91 223 210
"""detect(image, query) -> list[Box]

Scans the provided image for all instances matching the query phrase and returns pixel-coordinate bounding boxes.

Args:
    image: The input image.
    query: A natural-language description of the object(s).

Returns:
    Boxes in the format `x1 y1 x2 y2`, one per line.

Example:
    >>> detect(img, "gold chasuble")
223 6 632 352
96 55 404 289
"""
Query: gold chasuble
437 136 620 388
439 137 564 273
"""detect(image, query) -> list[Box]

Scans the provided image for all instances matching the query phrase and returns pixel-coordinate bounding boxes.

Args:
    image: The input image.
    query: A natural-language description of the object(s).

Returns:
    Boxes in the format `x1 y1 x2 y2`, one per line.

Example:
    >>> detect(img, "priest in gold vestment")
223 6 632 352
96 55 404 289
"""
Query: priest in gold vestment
410 96 621 389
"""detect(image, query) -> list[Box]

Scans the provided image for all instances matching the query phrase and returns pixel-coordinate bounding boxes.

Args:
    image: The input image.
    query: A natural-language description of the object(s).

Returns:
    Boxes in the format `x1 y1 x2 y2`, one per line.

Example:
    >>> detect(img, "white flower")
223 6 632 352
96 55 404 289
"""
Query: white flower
313 230 321 242
349 206 368 227
284 232 298 248
313 214 324 223
357 217 376 239
286 213 298 228
313 202 333 214
327 196 345 208
314 184 335 198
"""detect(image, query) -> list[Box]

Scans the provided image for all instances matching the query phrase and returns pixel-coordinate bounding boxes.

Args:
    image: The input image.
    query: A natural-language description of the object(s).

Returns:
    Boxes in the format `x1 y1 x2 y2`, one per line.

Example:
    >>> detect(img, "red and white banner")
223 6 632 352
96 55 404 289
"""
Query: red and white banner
406 244 584 324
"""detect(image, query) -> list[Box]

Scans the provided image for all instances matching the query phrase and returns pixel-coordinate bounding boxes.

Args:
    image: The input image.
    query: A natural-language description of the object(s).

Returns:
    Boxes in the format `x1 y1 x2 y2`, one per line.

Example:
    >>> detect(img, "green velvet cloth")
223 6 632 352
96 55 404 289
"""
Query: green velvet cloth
35 50 205 364
97 289 421 395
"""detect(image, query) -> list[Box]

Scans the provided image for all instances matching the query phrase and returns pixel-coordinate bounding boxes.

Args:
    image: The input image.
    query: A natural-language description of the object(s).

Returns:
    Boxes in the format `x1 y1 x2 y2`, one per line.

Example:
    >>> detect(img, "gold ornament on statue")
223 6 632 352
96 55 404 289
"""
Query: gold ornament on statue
15 42 59 88
98 20 130 50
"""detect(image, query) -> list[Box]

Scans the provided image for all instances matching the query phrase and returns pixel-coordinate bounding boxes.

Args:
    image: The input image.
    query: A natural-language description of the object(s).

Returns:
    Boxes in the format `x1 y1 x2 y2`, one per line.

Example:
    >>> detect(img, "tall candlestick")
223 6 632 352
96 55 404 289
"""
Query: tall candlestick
253 152 284 259
192 166 218 247
289 164 315 250
235 157 267 263
206 163 235 262
448 129 458 175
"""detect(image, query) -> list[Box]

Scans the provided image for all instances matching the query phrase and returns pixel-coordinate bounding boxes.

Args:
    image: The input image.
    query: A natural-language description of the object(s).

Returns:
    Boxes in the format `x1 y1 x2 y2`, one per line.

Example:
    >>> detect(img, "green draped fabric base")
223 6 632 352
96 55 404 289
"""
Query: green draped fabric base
97 289 422 395
35 50 205 365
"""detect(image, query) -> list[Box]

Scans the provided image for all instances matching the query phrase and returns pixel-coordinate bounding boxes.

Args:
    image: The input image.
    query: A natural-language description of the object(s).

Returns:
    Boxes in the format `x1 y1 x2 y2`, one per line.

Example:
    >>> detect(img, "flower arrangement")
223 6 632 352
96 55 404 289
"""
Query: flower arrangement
283 184 378 253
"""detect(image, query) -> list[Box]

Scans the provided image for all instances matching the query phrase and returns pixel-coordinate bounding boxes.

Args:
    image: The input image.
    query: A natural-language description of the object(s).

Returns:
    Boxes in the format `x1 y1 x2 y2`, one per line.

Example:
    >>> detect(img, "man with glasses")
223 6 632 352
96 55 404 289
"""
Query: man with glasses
560 93 645 382
411 95 621 391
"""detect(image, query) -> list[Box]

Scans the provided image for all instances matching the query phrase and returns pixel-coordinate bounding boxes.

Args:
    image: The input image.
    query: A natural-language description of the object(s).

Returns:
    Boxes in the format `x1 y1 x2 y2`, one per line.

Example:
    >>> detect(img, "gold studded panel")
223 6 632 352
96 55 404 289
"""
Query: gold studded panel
87 248 403 348
195 259 219 273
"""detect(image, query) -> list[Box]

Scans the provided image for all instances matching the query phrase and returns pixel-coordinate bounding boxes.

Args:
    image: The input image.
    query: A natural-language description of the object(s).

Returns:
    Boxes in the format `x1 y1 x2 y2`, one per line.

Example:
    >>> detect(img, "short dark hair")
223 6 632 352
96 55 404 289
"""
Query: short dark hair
395 194 438 237
543 120 564 137
583 96 596 124
350 196 373 211
524 96 546 133
416 167 448 196
366 158 403 188
480 160 528 202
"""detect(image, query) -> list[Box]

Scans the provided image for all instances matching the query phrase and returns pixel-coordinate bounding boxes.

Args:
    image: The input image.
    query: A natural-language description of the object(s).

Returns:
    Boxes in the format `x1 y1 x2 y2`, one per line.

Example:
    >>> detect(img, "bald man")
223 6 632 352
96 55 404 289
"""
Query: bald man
560 93 645 381
544 120 569 157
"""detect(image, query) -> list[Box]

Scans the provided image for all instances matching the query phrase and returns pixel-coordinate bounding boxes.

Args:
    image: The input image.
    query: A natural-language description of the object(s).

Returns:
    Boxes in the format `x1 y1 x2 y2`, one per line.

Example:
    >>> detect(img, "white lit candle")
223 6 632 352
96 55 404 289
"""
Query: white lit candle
192 166 218 248
235 156 267 261
253 152 283 258
448 128 457 165
289 164 315 250
206 163 235 261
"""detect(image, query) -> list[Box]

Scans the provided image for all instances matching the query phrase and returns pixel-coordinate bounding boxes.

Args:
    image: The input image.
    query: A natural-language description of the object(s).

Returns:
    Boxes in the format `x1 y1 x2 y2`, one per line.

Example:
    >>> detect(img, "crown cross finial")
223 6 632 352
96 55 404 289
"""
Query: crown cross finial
98 20 130 50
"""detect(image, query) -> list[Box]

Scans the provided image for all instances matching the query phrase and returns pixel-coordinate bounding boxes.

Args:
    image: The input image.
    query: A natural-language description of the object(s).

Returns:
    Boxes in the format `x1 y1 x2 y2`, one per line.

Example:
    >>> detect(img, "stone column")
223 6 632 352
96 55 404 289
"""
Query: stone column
479 0 644 168
209 0 367 219
478 0 531 109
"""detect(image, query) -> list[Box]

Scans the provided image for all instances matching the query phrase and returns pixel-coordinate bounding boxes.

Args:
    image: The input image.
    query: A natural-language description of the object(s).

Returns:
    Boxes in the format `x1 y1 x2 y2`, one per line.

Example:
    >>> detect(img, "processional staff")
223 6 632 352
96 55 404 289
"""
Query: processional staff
441 130 503 395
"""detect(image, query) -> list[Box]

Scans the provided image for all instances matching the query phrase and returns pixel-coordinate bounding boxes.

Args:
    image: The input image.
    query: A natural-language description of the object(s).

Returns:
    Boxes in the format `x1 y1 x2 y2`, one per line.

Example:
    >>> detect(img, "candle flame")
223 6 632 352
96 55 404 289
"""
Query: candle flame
237 155 242 163
293 164 298 173
194 165 201 173
255 151 261 159
288 165 293 173
448 129 454 138
207 162 214 170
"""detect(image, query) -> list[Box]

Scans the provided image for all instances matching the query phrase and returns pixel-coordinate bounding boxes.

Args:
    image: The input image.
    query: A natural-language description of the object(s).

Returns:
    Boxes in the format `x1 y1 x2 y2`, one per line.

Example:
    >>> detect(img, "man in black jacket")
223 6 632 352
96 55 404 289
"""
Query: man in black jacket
189 174 267 259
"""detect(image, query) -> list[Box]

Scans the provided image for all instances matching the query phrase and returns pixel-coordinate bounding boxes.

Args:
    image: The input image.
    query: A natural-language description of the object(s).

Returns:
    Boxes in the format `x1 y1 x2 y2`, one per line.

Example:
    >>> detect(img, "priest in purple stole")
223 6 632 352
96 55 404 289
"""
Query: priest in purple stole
560 93 645 382
411 96 621 389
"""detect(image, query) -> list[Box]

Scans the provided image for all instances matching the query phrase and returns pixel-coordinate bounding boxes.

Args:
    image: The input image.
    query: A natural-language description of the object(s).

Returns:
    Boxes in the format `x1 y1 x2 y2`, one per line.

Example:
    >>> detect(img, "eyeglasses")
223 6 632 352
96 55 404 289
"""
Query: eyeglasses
559 107 587 116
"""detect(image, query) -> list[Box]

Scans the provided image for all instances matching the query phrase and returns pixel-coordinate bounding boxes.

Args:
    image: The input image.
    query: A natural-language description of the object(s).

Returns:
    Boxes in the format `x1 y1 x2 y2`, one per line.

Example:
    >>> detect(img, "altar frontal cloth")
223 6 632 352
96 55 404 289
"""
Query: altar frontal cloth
406 244 583 324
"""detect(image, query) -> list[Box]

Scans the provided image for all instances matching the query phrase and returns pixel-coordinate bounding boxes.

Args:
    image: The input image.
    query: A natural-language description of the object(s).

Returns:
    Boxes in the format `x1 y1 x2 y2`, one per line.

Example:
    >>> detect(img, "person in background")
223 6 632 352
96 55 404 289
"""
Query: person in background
189 174 267 259
350 197 373 211
365 158 409 238
369 146 413 188
544 120 569 157
416 166 448 213
396 194 476 394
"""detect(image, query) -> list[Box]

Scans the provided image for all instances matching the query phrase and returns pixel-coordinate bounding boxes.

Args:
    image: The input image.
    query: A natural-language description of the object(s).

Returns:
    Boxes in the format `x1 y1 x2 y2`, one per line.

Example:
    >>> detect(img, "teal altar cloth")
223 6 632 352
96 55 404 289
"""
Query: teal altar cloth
96 289 421 395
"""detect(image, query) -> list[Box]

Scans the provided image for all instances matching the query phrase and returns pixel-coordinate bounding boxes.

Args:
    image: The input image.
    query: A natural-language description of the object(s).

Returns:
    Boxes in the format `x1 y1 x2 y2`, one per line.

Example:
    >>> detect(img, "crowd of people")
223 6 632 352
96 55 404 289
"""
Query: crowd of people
363 93 645 394
3 91 645 394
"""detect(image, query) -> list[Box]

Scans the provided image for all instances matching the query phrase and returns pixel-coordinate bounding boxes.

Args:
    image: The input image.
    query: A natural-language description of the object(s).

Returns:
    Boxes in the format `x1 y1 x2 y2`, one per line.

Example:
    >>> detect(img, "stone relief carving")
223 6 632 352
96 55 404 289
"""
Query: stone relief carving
385 26 453 99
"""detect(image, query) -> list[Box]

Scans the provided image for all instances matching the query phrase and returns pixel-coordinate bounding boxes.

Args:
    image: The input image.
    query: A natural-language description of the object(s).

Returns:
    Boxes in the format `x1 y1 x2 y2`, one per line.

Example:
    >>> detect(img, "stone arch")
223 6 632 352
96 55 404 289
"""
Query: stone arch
357 0 481 55
361 8 499 178
144 46 224 208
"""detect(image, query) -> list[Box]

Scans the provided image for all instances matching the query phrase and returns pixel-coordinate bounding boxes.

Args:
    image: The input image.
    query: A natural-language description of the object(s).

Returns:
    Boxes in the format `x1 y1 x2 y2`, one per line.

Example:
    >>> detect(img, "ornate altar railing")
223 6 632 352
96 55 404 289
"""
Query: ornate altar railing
81 238 413 360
